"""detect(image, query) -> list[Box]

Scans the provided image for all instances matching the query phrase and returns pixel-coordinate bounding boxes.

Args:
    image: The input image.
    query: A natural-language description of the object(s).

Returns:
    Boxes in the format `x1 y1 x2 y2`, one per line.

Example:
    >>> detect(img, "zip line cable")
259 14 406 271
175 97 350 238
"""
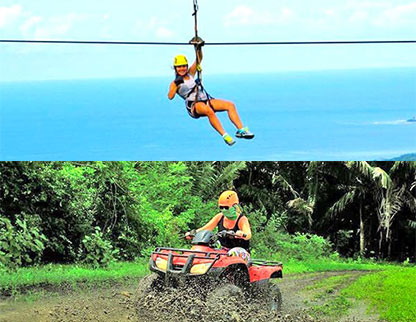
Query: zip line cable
1 39 415 46
1 0 415 47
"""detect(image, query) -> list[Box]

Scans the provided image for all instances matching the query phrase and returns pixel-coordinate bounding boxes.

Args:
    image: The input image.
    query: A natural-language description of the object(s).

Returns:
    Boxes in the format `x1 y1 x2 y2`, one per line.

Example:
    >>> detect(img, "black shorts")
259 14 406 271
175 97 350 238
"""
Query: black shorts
186 100 208 119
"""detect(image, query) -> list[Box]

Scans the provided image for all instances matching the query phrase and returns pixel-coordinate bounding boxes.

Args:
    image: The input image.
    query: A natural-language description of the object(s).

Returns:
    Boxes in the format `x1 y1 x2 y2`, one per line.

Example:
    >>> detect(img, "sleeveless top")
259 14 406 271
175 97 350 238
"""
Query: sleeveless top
217 214 250 251
176 73 208 103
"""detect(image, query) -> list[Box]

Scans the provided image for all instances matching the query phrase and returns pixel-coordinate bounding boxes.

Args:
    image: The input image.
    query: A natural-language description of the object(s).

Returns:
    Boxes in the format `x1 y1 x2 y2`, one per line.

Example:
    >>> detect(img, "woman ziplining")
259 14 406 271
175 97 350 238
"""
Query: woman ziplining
167 0 254 146
167 43 254 146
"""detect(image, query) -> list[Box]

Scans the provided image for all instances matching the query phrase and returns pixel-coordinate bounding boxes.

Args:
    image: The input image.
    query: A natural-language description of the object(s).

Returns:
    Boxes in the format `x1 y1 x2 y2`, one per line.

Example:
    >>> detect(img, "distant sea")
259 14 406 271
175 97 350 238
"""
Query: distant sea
1 68 415 160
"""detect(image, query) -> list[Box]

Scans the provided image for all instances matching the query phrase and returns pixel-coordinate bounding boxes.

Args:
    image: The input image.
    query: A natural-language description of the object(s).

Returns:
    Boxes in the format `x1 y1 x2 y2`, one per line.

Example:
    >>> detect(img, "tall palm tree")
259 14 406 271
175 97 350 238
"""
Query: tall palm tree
326 161 382 256
273 162 321 231
186 161 247 201
333 161 416 258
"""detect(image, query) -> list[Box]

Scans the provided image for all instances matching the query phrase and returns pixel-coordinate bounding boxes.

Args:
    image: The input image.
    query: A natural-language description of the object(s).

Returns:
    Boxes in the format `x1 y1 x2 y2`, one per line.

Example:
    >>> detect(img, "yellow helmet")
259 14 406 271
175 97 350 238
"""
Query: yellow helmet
173 55 188 67
218 190 239 207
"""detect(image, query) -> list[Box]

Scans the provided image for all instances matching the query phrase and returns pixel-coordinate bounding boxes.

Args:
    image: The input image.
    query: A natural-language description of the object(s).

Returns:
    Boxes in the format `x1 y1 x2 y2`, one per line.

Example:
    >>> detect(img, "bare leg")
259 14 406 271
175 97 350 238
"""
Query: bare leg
209 99 243 129
193 102 226 136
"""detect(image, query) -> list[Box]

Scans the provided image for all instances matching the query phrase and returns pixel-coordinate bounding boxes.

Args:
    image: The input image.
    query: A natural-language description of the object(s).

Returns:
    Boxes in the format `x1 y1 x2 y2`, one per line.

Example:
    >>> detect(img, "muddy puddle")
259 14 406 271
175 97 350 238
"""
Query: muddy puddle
0 271 378 322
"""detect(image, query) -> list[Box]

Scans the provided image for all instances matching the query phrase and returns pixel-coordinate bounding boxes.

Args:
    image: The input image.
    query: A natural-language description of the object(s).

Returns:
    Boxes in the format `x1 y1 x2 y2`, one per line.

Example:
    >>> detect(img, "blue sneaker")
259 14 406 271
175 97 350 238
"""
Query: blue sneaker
236 127 254 139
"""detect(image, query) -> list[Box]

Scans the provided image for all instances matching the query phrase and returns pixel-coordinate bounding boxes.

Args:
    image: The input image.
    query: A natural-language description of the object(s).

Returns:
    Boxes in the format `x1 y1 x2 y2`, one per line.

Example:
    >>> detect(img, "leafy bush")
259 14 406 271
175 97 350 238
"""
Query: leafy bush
0 215 47 269
78 227 118 268
252 213 334 261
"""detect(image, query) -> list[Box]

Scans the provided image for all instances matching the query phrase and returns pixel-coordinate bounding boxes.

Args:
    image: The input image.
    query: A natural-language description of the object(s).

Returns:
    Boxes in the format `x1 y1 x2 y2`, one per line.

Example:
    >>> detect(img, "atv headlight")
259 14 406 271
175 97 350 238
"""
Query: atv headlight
190 263 211 275
155 257 167 271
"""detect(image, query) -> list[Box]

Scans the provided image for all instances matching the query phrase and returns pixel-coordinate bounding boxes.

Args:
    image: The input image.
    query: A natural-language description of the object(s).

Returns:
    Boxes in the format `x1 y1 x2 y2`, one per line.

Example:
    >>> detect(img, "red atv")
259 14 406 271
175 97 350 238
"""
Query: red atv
142 230 283 318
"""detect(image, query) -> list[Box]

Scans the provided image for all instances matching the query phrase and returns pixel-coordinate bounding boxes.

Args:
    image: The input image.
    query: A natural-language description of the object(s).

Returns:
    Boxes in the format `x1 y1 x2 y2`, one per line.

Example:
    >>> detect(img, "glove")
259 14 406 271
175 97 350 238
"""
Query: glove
185 229 196 240
174 75 184 86
235 230 247 239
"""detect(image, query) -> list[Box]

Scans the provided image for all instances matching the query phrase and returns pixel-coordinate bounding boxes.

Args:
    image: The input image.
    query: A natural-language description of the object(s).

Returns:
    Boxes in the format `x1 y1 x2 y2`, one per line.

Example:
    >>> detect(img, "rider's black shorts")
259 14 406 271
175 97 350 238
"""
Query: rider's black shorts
186 100 209 119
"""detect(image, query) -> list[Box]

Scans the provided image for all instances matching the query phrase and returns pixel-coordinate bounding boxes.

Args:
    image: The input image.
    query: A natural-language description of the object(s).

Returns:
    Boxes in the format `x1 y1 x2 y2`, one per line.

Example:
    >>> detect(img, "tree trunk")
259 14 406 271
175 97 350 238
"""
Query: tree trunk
387 227 392 259
359 202 365 257
379 230 384 259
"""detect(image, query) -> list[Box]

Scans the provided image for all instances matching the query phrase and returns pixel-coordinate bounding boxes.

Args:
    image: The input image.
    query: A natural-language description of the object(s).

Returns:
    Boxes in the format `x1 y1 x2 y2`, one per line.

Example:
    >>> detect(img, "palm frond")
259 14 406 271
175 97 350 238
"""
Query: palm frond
326 189 357 217
272 174 300 199
287 198 313 215
306 162 320 209
286 197 313 227
188 162 216 197
411 180 416 192
213 162 246 192
346 161 374 180
408 220 416 229
372 167 392 190
390 161 416 174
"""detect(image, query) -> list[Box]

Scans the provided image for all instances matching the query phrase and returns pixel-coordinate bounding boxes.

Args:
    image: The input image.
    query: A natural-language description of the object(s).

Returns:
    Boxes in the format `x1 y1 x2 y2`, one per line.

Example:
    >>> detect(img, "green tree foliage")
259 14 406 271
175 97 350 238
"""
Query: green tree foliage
0 215 47 269
77 227 118 268
0 161 415 268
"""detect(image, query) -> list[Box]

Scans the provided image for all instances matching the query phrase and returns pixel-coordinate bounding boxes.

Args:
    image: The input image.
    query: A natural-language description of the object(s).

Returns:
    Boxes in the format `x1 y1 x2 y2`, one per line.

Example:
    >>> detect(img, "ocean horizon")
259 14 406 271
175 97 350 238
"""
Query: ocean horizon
1 67 415 160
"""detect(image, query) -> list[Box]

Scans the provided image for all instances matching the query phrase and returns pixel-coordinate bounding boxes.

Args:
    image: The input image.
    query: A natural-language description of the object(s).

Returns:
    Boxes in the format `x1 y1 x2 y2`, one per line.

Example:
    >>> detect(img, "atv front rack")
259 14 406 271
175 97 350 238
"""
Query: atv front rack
150 247 228 277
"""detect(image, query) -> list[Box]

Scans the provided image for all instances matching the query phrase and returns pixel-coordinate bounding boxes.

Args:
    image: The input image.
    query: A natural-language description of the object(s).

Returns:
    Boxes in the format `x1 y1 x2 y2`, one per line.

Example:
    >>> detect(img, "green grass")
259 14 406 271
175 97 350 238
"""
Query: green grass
343 267 416 322
0 257 398 294
283 258 398 274
305 274 352 293
0 260 149 295
312 294 352 317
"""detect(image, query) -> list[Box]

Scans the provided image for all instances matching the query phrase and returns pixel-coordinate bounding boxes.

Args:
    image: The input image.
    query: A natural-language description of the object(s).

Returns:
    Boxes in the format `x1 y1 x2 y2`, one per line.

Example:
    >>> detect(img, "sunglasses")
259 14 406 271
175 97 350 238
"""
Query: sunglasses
219 205 234 210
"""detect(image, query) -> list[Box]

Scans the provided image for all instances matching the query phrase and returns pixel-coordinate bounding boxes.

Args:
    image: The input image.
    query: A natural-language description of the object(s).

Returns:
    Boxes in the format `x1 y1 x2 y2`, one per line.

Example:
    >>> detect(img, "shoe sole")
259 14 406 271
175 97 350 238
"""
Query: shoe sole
225 140 236 146
236 134 255 139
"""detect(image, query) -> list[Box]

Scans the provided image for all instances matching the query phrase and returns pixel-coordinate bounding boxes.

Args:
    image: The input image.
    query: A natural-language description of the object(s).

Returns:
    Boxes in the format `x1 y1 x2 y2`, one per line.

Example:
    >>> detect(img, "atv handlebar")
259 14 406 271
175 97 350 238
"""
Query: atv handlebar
218 230 247 238
185 230 246 240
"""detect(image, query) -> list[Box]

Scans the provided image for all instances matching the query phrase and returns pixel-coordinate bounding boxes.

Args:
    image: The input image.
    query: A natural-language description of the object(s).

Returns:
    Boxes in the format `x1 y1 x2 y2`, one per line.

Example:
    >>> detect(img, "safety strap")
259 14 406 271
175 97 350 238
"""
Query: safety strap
189 0 214 109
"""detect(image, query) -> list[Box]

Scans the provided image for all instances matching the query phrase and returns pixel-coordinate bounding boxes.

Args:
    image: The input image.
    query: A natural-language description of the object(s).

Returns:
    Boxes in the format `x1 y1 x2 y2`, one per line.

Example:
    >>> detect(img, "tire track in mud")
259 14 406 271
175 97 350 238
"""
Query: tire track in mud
0 271 378 322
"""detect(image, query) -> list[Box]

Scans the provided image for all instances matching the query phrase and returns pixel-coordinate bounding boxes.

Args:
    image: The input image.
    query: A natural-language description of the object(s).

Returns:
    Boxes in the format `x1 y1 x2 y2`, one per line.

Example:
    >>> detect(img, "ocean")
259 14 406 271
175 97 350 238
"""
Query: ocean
1 68 415 160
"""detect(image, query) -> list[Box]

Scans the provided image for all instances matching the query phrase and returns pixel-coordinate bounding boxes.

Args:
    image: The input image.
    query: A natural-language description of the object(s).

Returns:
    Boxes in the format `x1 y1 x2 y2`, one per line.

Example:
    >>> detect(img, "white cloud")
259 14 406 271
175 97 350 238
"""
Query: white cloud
224 6 255 26
345 1 416 27
324 9 335 16
156 26 173 38
346 1 391 10
20 16 42 36
376 2 416 25
223 5 293 27
0 4 22 28
22 13 85 39
133 16 174 39
348 10 368 23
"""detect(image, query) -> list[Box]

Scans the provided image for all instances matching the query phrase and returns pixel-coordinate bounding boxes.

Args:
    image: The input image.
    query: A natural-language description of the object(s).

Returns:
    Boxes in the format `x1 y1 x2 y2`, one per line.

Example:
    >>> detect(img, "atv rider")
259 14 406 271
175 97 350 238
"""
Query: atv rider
186 191 252 253
167 41 254 146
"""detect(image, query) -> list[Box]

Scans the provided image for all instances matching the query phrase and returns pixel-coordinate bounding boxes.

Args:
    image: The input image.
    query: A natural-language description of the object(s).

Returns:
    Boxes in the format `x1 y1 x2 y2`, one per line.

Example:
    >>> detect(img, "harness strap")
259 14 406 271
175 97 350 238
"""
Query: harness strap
189 0 214 110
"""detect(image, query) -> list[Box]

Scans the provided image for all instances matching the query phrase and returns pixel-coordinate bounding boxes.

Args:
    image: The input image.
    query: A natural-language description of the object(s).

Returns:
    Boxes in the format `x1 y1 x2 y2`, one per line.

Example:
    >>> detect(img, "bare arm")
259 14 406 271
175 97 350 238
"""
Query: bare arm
197 213 222 232
237 216 252 240
168 81 177 100
189 47 203 77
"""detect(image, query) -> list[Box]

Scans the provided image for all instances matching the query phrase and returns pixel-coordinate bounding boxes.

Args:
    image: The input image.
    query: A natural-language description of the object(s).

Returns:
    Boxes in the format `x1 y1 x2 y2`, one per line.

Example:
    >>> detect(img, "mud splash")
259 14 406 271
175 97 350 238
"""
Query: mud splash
135 276 314 322
0 271 377 322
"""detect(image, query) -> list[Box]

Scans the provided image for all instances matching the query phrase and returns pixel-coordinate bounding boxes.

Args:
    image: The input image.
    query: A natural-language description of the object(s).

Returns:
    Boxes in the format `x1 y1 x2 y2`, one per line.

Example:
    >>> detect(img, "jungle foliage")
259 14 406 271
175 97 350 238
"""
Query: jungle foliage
0 161 415 269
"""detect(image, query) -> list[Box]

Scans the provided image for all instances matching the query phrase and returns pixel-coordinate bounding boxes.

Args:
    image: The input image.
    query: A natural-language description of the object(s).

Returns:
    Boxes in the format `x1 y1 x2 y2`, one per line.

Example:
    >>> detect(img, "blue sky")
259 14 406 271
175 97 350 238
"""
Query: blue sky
1 0 415 81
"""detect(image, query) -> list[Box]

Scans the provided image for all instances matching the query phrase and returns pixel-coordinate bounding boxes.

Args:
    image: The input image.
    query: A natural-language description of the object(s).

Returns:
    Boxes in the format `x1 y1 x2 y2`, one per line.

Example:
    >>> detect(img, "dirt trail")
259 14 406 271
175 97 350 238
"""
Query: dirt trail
0 271 379 322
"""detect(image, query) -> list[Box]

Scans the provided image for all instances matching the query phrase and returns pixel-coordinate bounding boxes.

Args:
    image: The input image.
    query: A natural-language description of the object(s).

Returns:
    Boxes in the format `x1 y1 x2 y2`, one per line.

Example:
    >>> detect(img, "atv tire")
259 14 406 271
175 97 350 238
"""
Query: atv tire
268 283 282 312
250 282 282 318
137 273 164 300
205 284 245 322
